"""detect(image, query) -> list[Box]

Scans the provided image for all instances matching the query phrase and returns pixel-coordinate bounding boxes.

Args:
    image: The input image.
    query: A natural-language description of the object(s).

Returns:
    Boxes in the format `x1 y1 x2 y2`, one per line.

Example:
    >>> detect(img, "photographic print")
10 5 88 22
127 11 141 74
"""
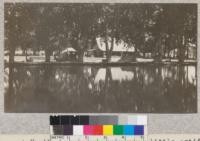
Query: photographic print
4 3 197 113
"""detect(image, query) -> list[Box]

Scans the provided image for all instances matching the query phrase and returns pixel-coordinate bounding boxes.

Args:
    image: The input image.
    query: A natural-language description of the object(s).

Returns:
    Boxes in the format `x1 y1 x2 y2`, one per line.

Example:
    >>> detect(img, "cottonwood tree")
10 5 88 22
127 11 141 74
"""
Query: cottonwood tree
152 4 197 62
63 4 100 62
5 3 197 63
96 4 122 62
117 5 162 59
5 3 33 63
35 5 67 62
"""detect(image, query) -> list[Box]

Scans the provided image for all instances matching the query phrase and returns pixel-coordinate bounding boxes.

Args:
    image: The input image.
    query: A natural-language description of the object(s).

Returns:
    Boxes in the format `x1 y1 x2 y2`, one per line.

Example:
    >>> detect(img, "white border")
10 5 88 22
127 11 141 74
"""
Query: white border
0 0 199 134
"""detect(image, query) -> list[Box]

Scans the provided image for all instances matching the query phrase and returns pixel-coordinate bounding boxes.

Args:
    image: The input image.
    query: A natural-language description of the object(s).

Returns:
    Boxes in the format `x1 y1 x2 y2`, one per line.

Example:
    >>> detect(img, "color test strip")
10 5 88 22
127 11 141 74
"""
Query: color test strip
63 125 73 135
124 125 134 135
118 115 147 125
52 125 63 135
51 125 144 136
89 116 118 125
50 115 147 125
93 125 103 135
50 115 90 125
73 125 83 135
84 125 93 135
103 125 113 135
50 115 147 136
113 125 123 135
134 125 144 135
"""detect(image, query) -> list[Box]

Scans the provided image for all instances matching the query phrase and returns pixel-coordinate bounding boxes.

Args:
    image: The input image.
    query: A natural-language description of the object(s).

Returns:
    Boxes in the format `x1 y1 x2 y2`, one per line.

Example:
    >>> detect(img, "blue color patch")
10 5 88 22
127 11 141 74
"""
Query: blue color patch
134 125 144 135
123 125 134 135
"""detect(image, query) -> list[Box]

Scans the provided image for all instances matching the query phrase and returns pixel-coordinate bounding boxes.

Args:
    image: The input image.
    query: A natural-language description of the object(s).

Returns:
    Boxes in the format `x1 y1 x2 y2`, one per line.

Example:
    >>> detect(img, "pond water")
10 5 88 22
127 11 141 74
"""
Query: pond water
4 64 197 113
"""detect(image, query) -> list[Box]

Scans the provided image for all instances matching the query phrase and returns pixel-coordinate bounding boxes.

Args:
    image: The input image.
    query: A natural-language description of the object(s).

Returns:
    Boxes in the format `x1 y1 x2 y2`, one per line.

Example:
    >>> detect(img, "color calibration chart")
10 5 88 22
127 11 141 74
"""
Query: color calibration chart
50 115 147 141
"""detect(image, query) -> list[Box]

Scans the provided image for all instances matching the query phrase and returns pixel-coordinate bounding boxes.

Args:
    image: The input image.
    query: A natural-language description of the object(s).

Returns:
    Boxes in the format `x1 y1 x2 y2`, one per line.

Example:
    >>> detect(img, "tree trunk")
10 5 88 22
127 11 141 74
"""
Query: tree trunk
186 37 189 59
107 37 114 62
78 50 84 62
167 39 170 59
143 50 145 58
9 48 15 63
33 48 37 56
104 37 110 62
178 35 184 63
133 44 138 62
104 36 115 63
23 49 26 55
158 38 162 61
45 48 51 62
5 65 14 112
25 49 28 62
104 67 112 93
163 41 166 58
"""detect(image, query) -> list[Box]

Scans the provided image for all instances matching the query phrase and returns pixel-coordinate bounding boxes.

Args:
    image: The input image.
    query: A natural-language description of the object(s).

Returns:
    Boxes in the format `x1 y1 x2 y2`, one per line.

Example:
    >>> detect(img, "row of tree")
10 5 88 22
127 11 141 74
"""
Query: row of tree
5 3 197 63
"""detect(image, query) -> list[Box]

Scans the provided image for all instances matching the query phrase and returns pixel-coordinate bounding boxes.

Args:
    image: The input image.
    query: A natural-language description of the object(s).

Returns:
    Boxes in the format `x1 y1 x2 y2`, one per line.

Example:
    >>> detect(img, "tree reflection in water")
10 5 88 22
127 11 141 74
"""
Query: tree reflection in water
4 64 197 113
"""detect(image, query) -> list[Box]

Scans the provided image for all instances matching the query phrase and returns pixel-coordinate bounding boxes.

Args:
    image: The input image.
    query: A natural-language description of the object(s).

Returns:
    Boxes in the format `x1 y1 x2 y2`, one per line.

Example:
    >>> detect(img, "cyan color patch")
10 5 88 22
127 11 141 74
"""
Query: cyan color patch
123 125 134 135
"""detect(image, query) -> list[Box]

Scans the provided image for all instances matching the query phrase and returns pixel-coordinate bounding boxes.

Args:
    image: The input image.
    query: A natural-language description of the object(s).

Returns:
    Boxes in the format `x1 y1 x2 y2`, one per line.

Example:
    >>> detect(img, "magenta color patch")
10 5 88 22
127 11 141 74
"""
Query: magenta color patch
83 125 93 135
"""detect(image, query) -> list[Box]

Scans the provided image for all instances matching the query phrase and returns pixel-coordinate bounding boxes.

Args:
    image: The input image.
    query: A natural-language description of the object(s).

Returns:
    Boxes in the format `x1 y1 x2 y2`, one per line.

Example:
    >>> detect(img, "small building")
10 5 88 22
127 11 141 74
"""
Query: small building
54 47 78 62
96 37 135 56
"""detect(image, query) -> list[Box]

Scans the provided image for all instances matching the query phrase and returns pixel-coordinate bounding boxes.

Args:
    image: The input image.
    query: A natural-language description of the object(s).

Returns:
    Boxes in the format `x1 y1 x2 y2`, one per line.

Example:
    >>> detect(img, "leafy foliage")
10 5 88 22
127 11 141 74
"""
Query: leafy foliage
4 3 197 62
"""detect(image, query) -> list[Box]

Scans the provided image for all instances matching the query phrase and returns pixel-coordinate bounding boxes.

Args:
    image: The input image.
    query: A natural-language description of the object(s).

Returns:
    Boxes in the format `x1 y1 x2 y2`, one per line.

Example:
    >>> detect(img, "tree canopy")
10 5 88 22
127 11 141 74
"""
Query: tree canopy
5 3 197 62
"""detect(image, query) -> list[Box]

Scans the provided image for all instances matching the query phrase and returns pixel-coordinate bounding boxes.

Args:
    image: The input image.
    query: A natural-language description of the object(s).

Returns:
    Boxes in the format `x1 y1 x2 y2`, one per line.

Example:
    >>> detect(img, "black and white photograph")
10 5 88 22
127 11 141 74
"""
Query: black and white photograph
4 3 197 113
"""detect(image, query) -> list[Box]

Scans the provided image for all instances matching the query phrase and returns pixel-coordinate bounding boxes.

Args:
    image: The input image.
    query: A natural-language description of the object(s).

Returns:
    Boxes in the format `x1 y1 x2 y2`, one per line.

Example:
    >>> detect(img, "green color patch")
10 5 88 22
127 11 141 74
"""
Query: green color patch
113 125 124 135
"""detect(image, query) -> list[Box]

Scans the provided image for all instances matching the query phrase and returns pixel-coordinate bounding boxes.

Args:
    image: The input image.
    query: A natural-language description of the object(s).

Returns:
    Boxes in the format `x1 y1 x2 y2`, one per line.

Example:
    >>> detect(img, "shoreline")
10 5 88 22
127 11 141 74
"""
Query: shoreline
5 61 197 67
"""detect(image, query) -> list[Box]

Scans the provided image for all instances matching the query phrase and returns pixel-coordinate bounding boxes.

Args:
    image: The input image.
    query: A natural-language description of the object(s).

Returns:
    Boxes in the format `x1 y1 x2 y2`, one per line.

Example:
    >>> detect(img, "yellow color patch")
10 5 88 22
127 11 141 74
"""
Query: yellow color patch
103 125 113 135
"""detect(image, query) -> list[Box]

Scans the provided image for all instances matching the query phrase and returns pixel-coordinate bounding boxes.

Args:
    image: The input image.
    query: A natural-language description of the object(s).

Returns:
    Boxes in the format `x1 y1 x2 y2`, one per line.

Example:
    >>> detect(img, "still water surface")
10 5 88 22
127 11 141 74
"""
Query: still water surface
4 64 197 113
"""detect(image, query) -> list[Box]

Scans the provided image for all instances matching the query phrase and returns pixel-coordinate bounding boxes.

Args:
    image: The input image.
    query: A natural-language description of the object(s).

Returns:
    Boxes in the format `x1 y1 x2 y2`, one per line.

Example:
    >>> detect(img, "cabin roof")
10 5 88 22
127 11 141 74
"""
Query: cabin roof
96 38 135 52
61 47 76 53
